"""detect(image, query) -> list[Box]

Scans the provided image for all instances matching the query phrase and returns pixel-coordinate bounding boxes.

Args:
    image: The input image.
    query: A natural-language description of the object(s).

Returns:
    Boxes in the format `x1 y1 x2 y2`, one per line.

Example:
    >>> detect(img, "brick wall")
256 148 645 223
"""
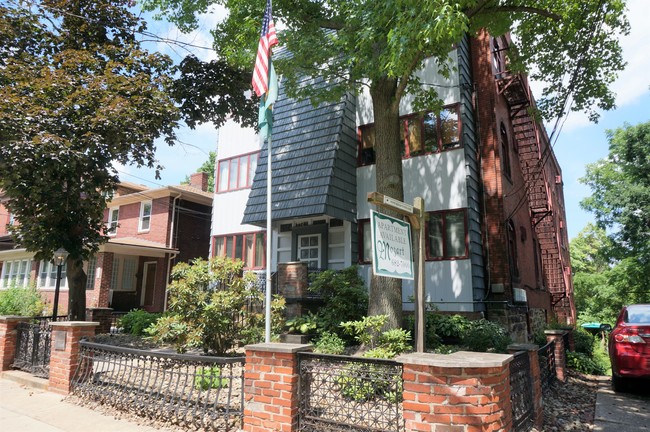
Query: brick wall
399 351 513 431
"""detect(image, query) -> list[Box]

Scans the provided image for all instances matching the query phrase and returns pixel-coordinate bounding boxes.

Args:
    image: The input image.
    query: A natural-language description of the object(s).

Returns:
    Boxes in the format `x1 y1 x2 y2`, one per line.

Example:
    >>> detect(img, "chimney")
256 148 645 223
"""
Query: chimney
189 172 209 192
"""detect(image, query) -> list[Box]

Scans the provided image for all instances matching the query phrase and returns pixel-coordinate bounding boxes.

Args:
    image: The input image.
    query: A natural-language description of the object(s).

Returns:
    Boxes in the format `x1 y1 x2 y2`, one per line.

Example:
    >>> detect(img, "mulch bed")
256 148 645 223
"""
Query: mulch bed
533 369 602 431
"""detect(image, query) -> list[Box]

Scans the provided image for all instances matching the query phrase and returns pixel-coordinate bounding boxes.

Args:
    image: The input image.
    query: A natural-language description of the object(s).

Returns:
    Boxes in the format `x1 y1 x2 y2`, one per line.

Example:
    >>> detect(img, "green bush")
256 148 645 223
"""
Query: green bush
341 315 412 358
572 327 595 356
314 331 346 355
146 257 285 354
194 366 228 390
119 309 161 336
308 266 368 339
0 284 45 317
567 351 607 375
336 363 402 403
461 319 511 353
286 312 320 335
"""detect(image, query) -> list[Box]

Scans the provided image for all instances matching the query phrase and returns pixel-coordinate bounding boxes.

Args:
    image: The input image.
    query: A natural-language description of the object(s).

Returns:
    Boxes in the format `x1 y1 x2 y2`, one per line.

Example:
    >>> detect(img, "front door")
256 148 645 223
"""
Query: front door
297 234 321 269
141 261 157 306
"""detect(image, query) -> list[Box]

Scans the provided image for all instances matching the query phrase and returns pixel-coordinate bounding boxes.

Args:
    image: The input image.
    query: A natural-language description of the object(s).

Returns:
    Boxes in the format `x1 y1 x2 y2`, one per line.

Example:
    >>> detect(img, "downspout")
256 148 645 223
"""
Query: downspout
164 193 181 311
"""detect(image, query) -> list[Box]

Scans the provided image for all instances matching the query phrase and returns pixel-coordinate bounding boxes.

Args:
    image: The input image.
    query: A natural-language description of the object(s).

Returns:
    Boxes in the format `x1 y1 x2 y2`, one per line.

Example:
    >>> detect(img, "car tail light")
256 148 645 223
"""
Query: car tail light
613 327 647 344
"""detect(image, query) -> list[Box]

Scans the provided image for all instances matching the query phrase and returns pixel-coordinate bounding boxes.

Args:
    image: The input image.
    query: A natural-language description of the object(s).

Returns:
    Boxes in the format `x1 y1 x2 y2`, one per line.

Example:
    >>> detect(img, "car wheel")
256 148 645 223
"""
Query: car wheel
611 374 628 392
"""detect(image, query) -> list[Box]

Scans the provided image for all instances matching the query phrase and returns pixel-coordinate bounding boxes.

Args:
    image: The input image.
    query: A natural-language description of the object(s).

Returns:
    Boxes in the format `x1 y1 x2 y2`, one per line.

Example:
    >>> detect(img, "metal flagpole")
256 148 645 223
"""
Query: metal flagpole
265 133 272 343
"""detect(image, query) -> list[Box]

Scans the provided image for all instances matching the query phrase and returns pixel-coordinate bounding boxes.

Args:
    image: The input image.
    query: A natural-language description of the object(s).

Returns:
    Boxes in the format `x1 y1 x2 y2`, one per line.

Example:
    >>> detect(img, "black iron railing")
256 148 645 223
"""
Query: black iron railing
12 315 67 378
510 351 534 432
71 341 245 431
537 340 556 394
298 352 404 432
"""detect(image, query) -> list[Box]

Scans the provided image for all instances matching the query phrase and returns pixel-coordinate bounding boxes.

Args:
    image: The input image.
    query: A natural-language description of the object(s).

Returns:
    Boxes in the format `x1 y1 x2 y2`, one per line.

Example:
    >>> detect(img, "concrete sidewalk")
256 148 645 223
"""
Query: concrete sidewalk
0 371 175 432
594 378 650 431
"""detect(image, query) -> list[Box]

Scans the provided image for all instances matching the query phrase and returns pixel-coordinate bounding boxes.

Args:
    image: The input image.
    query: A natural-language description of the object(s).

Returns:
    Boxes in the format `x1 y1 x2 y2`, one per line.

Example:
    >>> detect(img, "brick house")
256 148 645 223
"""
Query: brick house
0 173 212 313
212 31 575 342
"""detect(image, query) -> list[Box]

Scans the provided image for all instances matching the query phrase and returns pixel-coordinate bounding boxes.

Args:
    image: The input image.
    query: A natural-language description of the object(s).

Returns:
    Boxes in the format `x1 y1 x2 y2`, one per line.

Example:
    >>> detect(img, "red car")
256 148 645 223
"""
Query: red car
609 304 650 391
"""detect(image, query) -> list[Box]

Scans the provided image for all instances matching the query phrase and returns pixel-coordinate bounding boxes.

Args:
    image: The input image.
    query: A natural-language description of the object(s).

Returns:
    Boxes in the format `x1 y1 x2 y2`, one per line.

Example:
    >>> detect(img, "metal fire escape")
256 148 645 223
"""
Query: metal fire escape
494 43 570 316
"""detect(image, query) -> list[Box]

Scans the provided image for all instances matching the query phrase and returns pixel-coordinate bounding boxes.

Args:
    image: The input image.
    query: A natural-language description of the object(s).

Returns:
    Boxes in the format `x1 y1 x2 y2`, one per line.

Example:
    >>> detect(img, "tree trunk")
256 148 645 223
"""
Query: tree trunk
66 257 87 321
367 76 404 330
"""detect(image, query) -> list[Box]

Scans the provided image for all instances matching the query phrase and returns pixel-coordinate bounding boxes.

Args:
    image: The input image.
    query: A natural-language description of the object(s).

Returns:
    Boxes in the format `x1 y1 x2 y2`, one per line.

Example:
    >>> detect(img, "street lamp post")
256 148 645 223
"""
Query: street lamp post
52 247 69 320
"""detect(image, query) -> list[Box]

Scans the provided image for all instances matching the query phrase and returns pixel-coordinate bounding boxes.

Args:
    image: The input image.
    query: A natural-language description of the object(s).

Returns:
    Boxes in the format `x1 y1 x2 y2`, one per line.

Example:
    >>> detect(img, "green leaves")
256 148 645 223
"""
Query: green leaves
0 0 179 263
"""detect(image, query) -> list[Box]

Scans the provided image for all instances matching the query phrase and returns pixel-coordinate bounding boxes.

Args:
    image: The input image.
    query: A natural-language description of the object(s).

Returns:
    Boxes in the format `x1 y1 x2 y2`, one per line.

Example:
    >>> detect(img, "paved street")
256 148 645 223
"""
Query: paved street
594 378 650 432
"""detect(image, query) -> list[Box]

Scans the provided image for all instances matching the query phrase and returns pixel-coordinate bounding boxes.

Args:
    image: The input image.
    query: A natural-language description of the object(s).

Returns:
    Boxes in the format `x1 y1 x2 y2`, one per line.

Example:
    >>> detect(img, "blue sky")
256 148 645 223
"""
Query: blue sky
120 0 650 241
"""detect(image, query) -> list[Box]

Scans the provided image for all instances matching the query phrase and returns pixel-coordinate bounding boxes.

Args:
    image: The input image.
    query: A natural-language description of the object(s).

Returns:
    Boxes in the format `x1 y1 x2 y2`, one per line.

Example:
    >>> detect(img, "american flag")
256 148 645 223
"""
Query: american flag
252 0 278 97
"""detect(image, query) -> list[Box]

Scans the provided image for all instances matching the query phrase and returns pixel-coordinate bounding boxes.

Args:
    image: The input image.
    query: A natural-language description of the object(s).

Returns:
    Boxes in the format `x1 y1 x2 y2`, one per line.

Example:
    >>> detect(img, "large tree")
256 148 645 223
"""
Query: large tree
144 0 629 328
0 0 181 320
577 120 650 322
581 120 650 262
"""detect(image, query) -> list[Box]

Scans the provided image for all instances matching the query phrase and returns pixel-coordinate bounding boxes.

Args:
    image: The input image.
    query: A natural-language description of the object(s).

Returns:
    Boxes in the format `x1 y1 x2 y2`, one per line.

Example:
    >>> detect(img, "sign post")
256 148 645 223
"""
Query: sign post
368 192 427 352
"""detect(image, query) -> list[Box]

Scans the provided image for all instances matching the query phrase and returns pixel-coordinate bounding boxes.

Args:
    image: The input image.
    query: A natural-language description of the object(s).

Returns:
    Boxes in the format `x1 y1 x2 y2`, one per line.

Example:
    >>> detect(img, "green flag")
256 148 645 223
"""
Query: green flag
258 62 278 142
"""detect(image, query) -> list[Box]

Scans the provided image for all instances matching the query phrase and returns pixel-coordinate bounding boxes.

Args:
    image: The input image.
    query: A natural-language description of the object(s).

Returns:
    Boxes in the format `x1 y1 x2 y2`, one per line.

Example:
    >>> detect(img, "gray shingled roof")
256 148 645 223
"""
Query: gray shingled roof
242 75 358 226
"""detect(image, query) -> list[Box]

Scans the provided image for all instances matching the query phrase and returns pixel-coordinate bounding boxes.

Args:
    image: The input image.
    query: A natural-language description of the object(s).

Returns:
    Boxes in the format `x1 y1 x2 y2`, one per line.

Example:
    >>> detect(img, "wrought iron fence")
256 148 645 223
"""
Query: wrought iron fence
71 341 245 431
562 331 570 353
537 340 556 394
510 351 534 432
12 315 67 378
298 352 404 432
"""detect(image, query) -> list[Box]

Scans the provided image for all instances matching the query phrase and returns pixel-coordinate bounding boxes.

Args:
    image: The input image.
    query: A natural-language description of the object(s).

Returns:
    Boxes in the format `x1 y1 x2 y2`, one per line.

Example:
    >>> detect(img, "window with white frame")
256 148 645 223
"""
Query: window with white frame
1 259 32 288
139 201 152 232
85 256 97 290
38 260 67 289
107 207 119 236
111 255 137 291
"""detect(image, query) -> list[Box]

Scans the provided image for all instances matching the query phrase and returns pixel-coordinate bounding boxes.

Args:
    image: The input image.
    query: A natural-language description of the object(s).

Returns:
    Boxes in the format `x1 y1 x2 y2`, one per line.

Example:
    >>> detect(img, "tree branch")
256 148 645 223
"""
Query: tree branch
394 50 423 106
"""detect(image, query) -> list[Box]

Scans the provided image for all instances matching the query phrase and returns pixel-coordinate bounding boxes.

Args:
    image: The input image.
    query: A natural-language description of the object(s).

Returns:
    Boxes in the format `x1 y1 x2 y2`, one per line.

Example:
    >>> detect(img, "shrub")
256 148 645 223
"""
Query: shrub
0 284 45 317
567 351 607 375
119 309 161 336
308 266 368 339
337 363 402 403
146 257 285 354
314 331 346 355
286 312 320 335
461 319 511 353
572 327 595 356
341 315 412 358
194 366 228 390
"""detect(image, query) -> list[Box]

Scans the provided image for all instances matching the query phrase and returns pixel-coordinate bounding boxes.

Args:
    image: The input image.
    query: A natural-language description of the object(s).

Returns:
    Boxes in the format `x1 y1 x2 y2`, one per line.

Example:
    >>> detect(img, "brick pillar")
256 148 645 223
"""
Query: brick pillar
0 316 30 371
243 342 312 432
86 307 113 334
508 344 544 429
398 351 513 432
560 326 575 351
544 330 567 382
277 262 309 319
48 321 98 394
